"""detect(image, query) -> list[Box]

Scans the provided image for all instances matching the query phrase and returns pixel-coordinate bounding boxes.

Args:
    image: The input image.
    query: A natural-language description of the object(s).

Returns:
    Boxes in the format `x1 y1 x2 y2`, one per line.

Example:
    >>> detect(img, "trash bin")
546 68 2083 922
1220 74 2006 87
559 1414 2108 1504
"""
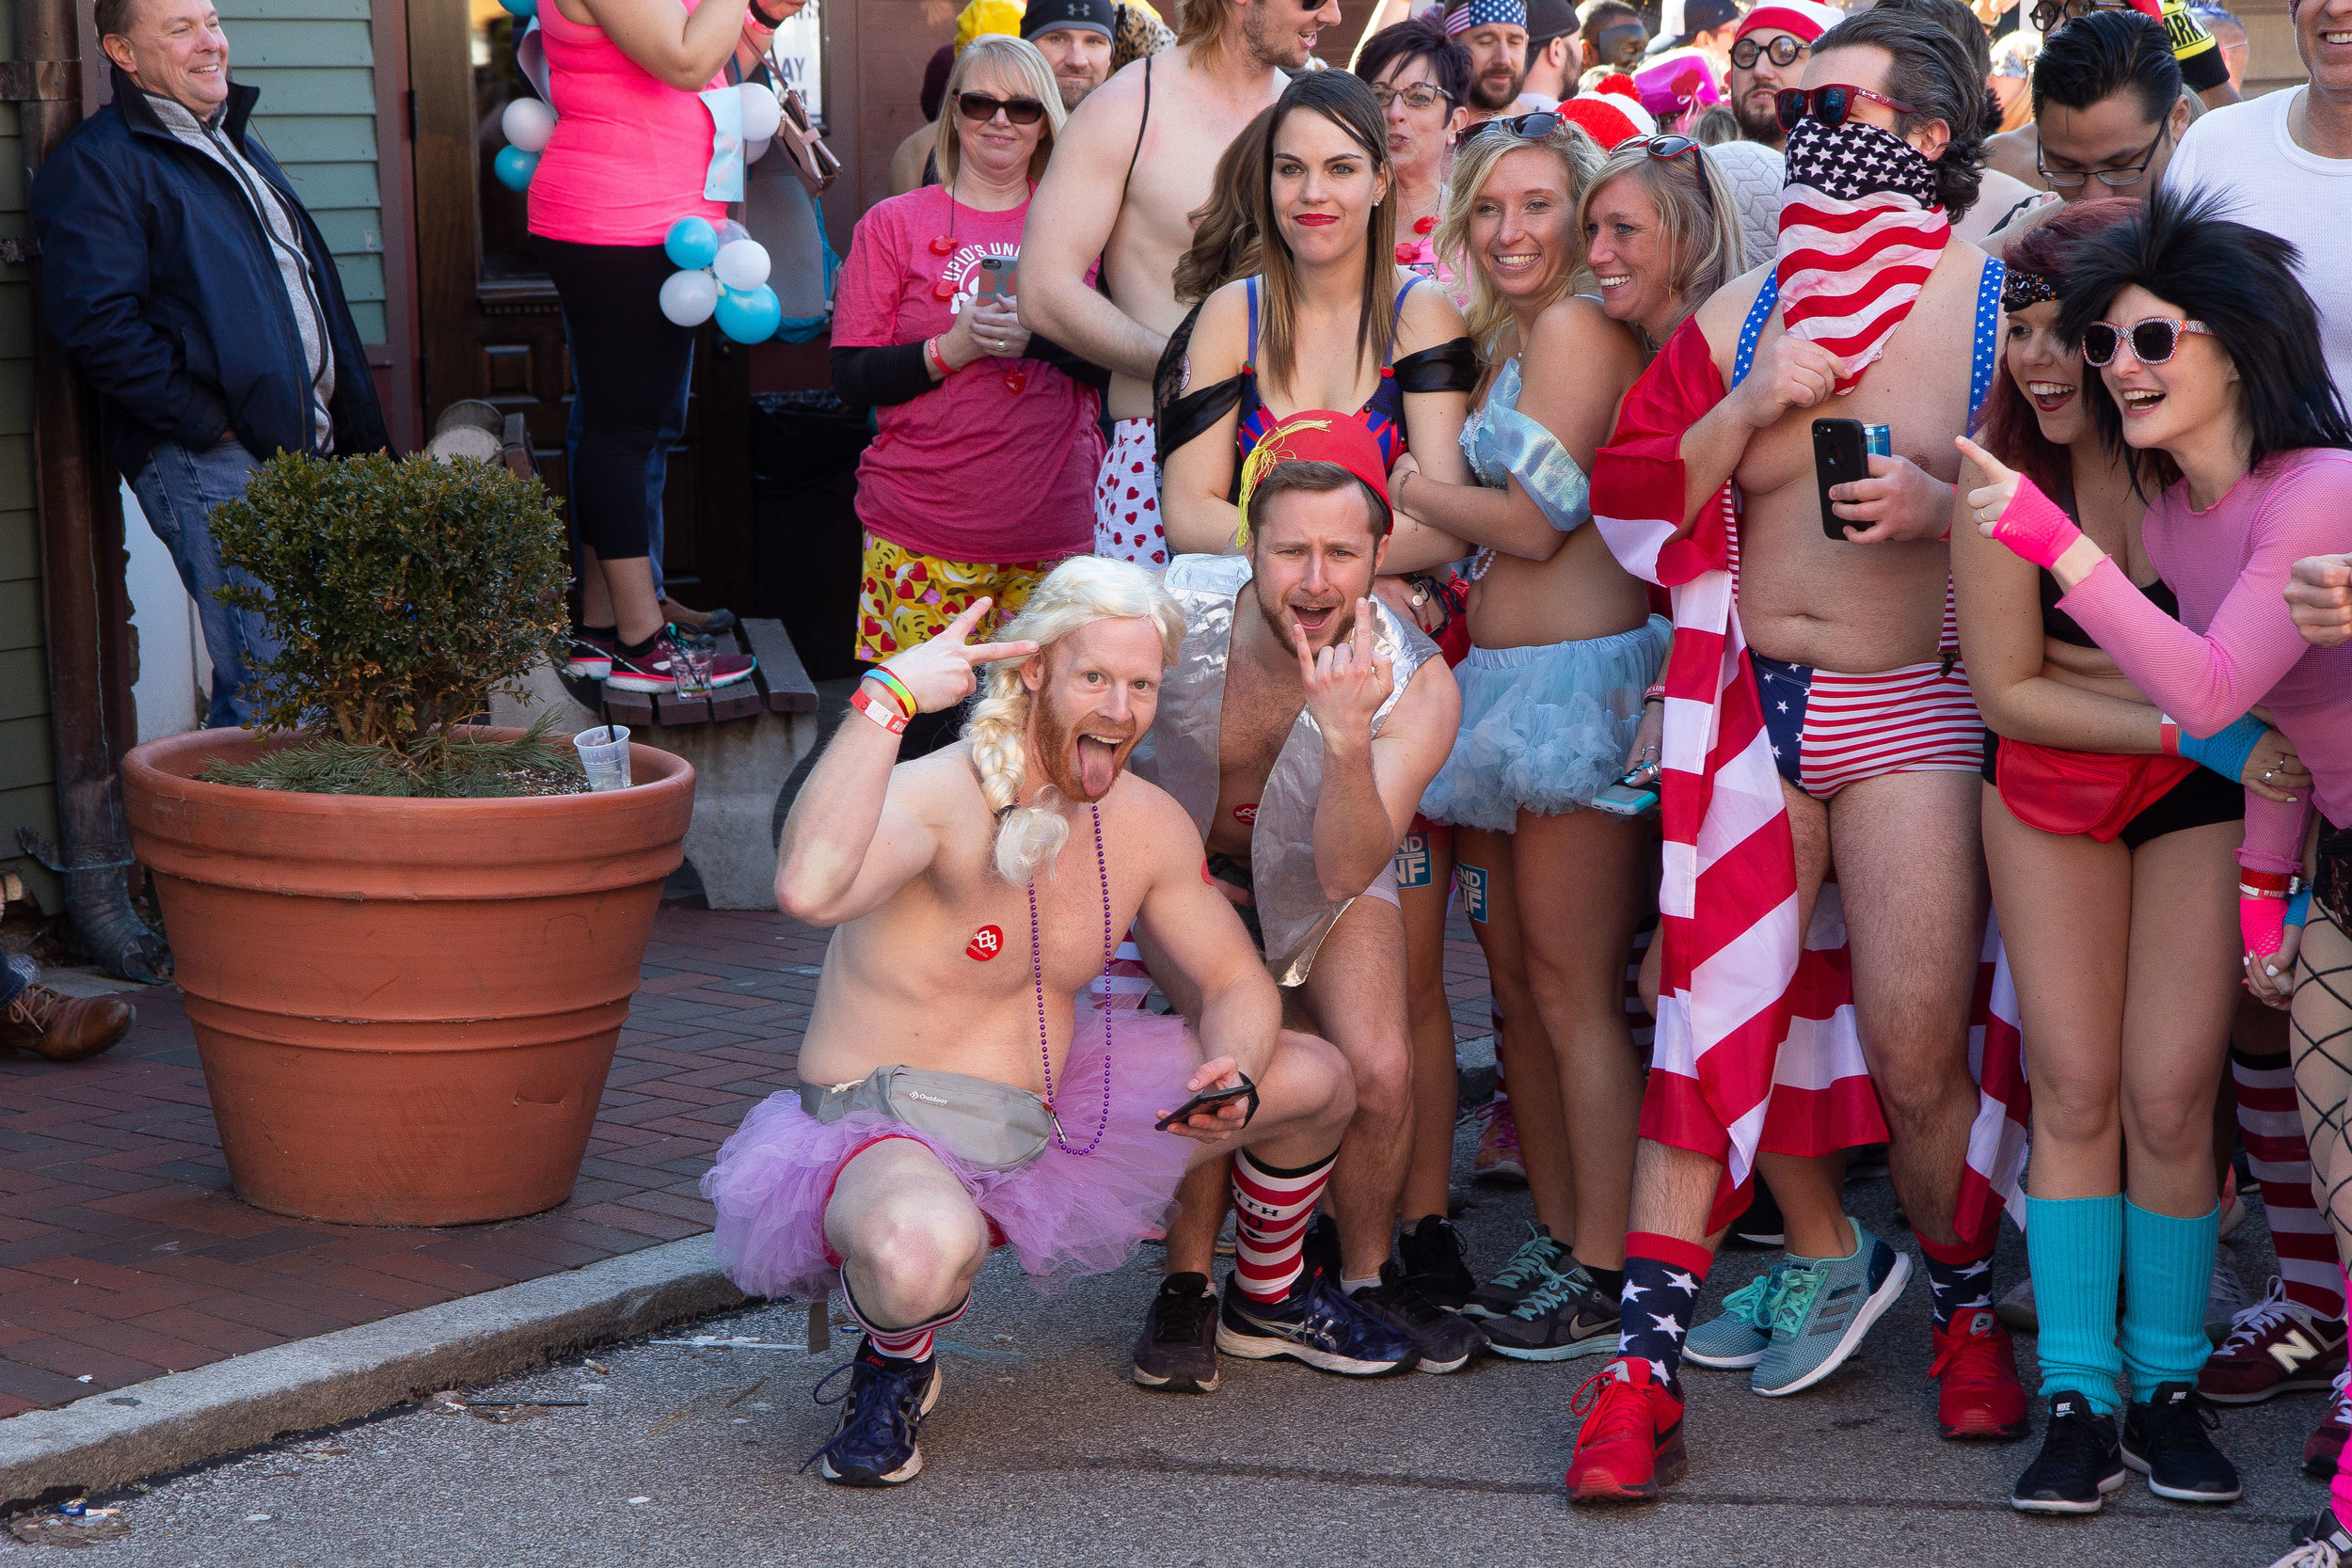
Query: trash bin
751 390 870 683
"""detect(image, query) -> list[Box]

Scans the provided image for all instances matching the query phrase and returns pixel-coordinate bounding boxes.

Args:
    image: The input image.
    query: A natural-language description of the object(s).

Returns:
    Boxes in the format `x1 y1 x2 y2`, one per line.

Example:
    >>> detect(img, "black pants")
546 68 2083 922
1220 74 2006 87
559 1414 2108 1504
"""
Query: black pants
534 236 694 562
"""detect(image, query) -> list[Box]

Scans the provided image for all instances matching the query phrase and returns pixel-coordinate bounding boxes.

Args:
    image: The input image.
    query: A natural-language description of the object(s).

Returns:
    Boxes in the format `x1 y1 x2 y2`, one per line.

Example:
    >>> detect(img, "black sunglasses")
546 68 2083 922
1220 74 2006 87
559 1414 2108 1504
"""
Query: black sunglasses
956 92 1047 125
1467 110 1561 143
2082 316 2217 368
1774 83 1914 133
1633 134 1716 226
2028 0 2137 34
1730 33 1805 70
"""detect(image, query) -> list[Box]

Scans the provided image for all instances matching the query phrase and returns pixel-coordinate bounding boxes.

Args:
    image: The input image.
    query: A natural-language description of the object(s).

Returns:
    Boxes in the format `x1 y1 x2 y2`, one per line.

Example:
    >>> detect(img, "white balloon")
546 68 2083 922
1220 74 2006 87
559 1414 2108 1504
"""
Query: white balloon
501 97 556 154
658 268 719 326
743 135 771 164
712 239 771 293
738 82 783 142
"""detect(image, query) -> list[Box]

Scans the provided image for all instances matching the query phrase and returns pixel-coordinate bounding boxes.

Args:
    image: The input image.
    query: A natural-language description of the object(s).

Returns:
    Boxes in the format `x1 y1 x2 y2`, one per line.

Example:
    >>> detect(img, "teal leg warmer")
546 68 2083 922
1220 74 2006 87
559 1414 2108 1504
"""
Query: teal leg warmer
2120 1198 2221 1402
2025 1192 2124 1415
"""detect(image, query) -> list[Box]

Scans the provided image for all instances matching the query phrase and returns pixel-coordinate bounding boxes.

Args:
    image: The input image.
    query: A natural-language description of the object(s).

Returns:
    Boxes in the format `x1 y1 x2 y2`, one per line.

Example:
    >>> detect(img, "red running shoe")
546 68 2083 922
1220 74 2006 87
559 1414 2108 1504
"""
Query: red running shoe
1566 1356 1686 1504
2304 1370 2352 1480
1930 1307 2029 1440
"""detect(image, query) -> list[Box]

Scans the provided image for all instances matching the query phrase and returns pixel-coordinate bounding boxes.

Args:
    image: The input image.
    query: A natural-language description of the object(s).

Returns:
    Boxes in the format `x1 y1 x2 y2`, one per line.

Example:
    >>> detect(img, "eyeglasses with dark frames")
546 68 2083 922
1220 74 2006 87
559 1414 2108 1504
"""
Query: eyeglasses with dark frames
1731 33 1806 70
1371 83 1455 114
2081 316 2217 368
956 92 1047 125
1774 83 1915 133
2035 122 2169 189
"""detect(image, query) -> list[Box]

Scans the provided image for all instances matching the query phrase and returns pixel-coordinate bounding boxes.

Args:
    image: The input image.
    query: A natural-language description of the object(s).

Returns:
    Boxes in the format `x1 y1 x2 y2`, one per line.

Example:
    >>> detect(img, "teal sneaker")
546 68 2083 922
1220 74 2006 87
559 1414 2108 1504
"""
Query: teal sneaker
1464 1225 1576 1321
1749 1221 1913 1398
1684 1265 1783 1370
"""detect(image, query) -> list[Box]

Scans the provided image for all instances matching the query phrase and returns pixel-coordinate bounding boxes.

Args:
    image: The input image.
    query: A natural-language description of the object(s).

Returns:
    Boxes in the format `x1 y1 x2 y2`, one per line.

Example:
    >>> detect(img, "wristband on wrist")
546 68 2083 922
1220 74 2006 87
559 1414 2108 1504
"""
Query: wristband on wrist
2157 715 2182 757
850 686 909 735
2288 885 2313 928
1645 683 1669 704
2239 869 2299 898
867 666 918 718
924 337 950 379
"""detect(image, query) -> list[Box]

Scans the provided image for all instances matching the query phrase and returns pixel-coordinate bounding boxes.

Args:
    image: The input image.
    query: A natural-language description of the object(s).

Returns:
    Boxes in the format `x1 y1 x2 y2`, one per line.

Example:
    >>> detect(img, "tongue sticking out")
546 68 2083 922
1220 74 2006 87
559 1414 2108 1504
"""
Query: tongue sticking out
1078 736 1119 799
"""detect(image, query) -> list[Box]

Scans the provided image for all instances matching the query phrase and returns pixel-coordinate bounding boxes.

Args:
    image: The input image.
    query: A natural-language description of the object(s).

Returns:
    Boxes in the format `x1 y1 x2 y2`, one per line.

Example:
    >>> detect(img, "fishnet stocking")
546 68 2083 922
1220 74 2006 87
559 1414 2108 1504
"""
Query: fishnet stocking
2292 911 2352 1256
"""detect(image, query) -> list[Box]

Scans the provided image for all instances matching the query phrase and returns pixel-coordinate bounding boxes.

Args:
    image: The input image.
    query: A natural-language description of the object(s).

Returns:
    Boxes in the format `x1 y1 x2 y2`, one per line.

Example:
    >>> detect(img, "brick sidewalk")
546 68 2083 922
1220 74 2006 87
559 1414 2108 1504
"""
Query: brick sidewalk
0 905 1499 1419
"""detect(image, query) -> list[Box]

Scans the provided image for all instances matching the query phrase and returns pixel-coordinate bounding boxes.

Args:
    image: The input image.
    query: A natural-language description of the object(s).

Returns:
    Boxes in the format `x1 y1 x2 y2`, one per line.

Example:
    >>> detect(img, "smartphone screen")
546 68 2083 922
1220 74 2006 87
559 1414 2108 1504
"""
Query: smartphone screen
1812 418 1869 541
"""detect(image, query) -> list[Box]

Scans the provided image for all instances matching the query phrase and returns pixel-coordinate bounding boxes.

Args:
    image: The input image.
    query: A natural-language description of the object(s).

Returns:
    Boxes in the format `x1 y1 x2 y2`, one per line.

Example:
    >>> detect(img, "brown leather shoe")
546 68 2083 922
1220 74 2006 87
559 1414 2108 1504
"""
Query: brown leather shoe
0 982 135 1062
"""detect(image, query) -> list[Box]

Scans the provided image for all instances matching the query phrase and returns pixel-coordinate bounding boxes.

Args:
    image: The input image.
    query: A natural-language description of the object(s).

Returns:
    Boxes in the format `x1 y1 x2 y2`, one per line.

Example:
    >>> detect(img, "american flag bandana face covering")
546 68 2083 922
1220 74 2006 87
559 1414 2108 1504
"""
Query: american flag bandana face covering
1773 116 1951 395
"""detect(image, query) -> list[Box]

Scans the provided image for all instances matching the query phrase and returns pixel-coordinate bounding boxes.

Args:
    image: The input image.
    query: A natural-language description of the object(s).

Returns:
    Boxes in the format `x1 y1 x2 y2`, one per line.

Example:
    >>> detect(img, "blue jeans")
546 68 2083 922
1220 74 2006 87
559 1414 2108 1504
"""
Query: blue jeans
129 437 278 729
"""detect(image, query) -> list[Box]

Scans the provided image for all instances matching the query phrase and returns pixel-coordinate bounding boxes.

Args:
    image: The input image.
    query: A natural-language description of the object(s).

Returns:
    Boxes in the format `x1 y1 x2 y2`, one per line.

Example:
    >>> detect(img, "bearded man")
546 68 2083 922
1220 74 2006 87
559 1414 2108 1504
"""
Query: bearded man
1024 0 1118 110
1448 0 1533 119
1123 415 1476 1391
706 559 1376 1489
1724 0 1838 148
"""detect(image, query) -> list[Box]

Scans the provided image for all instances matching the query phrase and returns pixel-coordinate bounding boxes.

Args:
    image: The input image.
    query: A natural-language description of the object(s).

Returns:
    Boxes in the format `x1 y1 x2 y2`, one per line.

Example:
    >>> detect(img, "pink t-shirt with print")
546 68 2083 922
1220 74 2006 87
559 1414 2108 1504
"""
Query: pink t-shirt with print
833 185 1103 564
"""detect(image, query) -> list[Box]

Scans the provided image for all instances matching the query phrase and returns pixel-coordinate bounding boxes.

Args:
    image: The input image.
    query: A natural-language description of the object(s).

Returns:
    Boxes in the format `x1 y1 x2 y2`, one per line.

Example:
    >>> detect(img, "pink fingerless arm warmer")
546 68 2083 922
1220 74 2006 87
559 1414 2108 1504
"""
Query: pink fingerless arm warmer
1992 475 2086 571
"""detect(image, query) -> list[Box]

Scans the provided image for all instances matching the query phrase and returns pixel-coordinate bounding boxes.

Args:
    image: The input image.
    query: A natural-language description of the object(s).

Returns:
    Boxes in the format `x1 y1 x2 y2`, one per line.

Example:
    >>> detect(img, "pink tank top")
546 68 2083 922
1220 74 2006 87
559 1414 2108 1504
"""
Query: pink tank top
527 0 725 246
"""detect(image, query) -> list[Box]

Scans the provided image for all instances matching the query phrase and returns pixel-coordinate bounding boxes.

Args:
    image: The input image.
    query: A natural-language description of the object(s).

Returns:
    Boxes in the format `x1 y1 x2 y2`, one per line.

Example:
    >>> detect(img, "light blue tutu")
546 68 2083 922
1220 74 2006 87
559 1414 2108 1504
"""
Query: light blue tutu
1419 615 1671 832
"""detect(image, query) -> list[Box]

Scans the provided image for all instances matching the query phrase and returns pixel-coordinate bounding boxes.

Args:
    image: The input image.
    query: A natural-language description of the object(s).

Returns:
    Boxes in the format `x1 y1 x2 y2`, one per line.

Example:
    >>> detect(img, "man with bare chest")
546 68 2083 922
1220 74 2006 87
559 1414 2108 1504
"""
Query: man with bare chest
1573 10 2025 1505
1125 417 1473 1390
703 559 1370 1488
1021 0 1335 566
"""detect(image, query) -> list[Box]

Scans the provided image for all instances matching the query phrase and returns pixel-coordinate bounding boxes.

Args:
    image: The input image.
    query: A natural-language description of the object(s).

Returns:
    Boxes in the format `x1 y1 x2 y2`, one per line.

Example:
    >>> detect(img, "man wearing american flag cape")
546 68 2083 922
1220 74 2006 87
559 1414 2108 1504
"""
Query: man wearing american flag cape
1566 7 2031 1503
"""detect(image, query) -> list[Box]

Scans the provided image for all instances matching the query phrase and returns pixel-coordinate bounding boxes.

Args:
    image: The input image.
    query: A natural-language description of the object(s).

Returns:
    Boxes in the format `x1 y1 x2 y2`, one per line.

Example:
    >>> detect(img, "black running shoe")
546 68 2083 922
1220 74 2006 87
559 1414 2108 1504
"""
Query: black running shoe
1486 1271 1622 1363
1395 1214 1476 1311
1216 1268 1415 1375
2287 1504 2352 1564
1725 1178 1786 1251
2010 1394 2126 1514
2121 1382 2242 1503
1131 1272 1221 1393
803 1339 941 1487
1465 1224 1574 1320
1350 1261 1488 1373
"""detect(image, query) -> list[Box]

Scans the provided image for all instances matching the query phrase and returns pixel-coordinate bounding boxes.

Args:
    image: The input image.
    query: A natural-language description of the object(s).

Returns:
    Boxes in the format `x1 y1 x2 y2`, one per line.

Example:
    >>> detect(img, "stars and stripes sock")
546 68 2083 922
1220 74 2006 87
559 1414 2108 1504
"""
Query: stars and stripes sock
841 1276 967 1364
2233 1041 2344 1319
1231 1148 1338 1304
1915 1225 1997 1333
1616 1232 1712 1394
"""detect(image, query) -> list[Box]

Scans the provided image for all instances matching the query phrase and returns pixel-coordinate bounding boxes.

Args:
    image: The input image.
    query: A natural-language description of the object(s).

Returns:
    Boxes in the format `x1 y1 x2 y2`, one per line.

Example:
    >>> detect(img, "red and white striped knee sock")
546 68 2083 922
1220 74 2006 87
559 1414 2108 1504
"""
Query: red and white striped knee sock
1231 1148 1337 1303
842 1276 968 1363
2234 1042 2345 1320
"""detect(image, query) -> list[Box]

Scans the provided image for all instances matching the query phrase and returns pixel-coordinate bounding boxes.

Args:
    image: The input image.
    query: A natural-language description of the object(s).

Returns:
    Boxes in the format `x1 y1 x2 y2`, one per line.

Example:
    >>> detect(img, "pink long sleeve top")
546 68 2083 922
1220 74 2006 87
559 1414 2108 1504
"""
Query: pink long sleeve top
2057 447 2352 874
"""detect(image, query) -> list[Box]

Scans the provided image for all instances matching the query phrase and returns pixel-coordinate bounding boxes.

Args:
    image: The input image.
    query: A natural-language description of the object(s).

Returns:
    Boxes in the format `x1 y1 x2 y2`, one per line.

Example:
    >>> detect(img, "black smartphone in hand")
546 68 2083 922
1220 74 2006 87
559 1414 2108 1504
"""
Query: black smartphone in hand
1154 1082 1253 1131
1813 418 1869 541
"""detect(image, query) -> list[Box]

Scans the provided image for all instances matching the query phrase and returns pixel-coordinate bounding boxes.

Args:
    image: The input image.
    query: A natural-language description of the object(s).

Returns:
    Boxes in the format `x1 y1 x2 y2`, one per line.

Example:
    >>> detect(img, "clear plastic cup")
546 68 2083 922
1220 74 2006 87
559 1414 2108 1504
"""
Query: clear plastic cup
574 724 632 792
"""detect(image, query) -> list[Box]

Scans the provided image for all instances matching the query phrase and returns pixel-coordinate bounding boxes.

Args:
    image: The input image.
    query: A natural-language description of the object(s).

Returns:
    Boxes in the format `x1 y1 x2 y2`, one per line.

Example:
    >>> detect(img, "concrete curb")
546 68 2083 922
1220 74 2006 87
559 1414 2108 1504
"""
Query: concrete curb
0 1233 746 1506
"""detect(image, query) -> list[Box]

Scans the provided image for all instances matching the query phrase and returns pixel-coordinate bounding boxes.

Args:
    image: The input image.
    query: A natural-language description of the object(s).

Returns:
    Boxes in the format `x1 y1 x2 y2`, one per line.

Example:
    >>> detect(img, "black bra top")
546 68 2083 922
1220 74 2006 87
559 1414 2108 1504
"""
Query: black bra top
1152 276 1478 482
2039 566 2178 647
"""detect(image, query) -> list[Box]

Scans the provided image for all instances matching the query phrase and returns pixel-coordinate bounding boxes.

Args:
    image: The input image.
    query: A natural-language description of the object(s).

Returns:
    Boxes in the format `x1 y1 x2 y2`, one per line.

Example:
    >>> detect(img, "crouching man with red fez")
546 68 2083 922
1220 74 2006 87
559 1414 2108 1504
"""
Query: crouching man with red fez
1122 412 1475 1392
1569 8 2029 1505
701 558 1361 1489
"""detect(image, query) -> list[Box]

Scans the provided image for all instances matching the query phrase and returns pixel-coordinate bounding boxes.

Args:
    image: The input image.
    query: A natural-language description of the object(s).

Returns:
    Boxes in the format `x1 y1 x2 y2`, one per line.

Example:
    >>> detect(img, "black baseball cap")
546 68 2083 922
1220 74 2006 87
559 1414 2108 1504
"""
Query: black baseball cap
1677 0 1740 39
1022 0 1116 41
1525 0 1579 43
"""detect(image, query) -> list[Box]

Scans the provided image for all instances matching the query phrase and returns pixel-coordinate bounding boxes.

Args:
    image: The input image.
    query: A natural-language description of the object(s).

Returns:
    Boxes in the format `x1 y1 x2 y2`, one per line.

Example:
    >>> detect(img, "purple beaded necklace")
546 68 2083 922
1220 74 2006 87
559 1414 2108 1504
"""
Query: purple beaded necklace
1026 802 1114 1156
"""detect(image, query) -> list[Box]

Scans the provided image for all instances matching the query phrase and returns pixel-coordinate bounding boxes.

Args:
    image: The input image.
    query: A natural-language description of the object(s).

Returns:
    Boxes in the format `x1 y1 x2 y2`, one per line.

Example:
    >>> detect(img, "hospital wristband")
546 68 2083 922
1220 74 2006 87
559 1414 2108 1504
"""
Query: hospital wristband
2238 870 2299 899
850 686 909 735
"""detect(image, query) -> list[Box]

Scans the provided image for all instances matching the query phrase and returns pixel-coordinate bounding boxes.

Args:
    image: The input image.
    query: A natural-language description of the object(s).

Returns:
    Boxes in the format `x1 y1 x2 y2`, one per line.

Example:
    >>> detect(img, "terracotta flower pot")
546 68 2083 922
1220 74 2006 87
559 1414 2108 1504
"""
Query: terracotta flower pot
121 728 695 1227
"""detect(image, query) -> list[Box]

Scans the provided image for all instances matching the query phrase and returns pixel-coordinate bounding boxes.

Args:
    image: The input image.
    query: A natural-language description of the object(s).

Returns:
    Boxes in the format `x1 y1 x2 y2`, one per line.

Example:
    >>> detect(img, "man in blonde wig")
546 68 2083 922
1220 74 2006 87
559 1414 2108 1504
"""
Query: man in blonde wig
703 557 1374 1489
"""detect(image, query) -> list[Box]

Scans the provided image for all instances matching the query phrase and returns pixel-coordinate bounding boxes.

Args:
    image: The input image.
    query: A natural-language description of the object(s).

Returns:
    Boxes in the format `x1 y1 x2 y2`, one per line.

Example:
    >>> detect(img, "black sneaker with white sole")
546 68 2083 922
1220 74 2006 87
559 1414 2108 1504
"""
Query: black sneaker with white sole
2011 1395 2126 1514
1349 1261 1487 1372
1216 1268 1415 1375
802 1340 941 1487
2286 1504 2352 1563
1395 1214 1476 1311
2122 1382 2242 1503
1132 1272 1220 1393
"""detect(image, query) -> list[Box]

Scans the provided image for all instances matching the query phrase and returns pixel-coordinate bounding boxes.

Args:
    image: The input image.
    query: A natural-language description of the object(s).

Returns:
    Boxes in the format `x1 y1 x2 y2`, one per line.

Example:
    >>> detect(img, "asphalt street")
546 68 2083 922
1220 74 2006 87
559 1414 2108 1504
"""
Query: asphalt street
43 1129 2330 1568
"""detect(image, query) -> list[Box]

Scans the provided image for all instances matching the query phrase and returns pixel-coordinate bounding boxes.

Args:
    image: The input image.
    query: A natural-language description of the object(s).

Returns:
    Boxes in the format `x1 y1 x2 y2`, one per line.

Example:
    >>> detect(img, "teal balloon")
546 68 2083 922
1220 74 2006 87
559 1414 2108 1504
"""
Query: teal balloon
714 283 782 344
492 145 539 192
663 215 720 272
498 0 536 15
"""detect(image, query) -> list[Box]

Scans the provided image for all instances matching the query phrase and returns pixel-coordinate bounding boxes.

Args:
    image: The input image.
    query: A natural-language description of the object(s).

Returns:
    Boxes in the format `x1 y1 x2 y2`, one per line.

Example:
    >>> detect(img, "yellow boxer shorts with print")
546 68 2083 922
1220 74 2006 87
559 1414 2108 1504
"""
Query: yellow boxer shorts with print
853 531 1072 665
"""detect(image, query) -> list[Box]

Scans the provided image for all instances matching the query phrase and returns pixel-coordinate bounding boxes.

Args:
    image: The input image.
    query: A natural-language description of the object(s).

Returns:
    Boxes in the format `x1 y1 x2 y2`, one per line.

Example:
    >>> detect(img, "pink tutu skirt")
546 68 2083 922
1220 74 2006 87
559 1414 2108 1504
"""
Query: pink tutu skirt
702 1006 1200 1301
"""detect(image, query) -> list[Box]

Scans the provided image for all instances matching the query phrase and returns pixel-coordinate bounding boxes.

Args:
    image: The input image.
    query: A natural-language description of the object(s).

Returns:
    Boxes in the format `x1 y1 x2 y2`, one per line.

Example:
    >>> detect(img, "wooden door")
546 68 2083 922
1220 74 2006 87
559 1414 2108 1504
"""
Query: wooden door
407 0 753 614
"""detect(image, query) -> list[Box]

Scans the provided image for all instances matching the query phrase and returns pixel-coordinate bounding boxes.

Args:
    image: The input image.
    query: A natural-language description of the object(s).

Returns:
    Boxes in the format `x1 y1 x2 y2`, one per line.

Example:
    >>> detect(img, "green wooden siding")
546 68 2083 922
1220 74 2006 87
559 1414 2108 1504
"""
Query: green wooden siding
0 2 57 911
224 0 388 343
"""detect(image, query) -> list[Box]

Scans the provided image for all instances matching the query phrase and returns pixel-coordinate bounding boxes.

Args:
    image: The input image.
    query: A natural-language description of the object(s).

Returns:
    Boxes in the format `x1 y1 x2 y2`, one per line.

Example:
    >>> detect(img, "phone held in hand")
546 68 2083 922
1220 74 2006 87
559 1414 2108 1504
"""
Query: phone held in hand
1153 1082 1253 1132
974 255 1018 305
1591 773 1661 817
1813 418 1871 541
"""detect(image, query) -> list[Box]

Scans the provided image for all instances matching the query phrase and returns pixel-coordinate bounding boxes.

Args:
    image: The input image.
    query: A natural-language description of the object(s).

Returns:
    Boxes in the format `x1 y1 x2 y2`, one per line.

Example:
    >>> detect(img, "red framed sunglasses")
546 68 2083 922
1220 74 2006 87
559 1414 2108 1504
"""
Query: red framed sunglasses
1774 84 1914 133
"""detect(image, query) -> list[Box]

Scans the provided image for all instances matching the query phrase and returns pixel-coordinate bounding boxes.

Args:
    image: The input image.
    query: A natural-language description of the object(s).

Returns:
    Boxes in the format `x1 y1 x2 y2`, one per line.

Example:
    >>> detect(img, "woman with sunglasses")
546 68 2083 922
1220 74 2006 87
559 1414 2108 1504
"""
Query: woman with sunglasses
1384 114 1668 1362
829 36 1104 754
1576 133 1742 356
1157 69 1478 562
1354 18 1472 285
1960 192 2352 1546
1952 197 2308 1516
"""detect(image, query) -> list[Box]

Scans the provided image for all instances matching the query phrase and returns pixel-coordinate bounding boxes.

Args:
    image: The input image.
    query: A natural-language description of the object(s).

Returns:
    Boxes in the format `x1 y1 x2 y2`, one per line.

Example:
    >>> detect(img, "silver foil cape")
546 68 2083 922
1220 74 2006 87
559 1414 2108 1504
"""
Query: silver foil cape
1134 554 1437 986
